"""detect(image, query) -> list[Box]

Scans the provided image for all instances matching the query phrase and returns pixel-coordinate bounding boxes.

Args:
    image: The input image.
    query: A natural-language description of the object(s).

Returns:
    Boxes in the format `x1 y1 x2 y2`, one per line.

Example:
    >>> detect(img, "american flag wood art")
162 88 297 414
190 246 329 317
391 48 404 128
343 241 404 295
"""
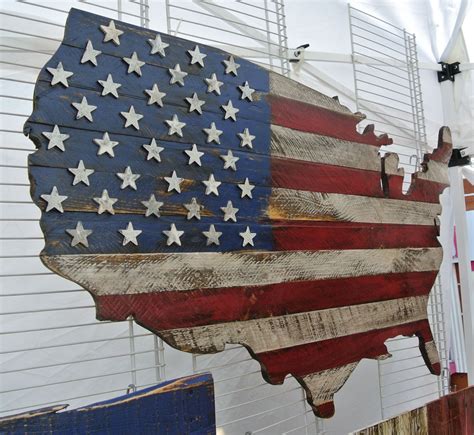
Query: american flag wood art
25 8 452 418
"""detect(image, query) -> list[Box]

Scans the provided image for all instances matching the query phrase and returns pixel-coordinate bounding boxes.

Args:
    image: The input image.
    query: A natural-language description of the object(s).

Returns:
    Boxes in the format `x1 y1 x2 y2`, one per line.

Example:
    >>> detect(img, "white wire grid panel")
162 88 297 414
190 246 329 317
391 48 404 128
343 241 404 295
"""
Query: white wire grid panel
348 4 450 420
0 0 166 417
165 0 290 76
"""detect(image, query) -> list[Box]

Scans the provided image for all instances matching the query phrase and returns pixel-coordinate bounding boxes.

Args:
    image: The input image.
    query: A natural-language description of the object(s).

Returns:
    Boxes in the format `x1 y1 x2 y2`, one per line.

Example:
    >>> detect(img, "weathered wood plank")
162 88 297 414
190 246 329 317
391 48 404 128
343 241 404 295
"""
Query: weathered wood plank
301 363 360 418
260 319 436 384
269 94 392 146
95 271 438 329
269 189 442 225
41 247 443 295
27 81 271 151
0 374 216 434
37 44 269 125
37 210 440 255
63 8 267 88
160 295 429 353
353 386 474 435
269 71 355 116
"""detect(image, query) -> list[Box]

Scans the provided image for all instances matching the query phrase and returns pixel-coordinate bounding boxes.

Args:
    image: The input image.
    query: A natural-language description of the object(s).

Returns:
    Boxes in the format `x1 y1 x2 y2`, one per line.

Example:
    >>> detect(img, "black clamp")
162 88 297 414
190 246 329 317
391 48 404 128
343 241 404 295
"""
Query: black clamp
438 62 461 82
448 148 471 167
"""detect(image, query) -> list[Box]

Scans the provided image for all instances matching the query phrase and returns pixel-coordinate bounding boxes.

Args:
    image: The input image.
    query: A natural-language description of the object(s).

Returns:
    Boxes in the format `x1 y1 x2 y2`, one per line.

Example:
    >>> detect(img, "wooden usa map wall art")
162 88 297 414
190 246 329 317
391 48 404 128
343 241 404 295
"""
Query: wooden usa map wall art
25 9 452 418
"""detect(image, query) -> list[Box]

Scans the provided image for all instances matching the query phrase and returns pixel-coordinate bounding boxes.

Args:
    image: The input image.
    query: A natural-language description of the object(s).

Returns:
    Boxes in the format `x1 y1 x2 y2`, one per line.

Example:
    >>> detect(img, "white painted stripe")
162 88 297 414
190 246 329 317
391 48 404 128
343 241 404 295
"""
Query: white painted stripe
269 189 442 225
271 125 386 173
271 125 449 186
163 296 429 354
269 72 357 116
42 247 442 295
301 363 359 405
417 160 449 185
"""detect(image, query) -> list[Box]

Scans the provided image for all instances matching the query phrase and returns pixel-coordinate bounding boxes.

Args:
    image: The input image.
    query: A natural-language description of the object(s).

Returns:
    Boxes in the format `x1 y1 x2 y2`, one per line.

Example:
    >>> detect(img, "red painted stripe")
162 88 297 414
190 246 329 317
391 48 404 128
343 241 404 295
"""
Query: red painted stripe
95 271 438 330
387 173 447 203
272 222 439 251
427 386 474 435
269 95 392 146
256 319 437 383
272 157 446 203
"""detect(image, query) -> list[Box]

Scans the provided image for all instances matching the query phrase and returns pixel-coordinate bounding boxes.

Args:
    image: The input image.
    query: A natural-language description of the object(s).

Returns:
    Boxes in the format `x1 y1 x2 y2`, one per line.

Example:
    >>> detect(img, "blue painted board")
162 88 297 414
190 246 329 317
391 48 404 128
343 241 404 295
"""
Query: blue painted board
0 373 215 435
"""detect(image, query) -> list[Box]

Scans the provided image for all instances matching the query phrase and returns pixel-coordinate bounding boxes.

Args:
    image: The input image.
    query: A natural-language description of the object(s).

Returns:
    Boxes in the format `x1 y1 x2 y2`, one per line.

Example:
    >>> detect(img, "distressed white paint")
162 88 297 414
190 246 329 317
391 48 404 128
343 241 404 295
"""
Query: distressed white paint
424 340 440 366
302 363 359 405
162 296 429 353
269 71 355 116
269 189 442 225
417 160 450 185
271 125 385 173
43 247 443 295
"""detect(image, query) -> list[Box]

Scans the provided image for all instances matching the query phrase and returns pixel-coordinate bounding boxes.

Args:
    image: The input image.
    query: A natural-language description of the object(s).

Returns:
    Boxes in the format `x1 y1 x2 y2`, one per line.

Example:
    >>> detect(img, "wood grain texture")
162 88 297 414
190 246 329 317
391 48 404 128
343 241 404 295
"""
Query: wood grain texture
42 247 442 295
353 386 474 435
352 407 428 435
269 189 441 225
268 71 356 116
160 296 429 353
254 319 437 383
95 271 439 329
25 8 453 420
0 374 215 434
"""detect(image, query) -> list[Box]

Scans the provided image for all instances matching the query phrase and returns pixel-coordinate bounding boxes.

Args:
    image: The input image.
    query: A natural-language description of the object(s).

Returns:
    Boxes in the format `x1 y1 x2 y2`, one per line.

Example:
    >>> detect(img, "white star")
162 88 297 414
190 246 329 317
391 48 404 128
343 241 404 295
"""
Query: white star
123 52 145 76
184 197 202 220
164 170 183 193
72 96 96 122
142 194 164 218
238 128 255 149
202 224 222 246
142 138 164 162
168 64 188 86
185 93 205 114
165 114 185 137
68 160 94 186
238 178 255 199
204 73 224 95
238 81 255 101
240 226 256 247
220 150 239 171
163 223 184 246
223 55 240 75
66 222 92 247
184 144 204 166
187 45 207 67
145 84 166 106
221 200 239 222
81 40 101 66
203 122 223 144
93 189 117 215
40 186 67 213
100 20 123 45
119 222 142 246
121 105 143 130
42 125 69 151
47 62 73 87
148 34 169 56
98 74 121 98
117 166 140 190
94 132 119 157
221 100 239 121
202 173 221 196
